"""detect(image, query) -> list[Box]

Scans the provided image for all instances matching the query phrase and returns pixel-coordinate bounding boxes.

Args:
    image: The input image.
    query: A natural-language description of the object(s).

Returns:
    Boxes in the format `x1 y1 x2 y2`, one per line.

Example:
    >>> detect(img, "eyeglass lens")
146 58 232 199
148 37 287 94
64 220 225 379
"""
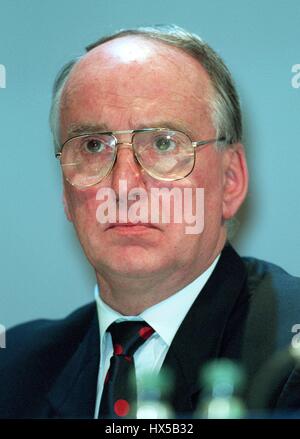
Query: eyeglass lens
60 130 195 187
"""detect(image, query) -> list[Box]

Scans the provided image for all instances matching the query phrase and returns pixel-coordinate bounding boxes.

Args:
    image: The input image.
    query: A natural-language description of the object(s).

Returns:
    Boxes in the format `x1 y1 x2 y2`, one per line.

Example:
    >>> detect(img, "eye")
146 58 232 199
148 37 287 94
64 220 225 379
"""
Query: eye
153 136 177 152
83 138 106 153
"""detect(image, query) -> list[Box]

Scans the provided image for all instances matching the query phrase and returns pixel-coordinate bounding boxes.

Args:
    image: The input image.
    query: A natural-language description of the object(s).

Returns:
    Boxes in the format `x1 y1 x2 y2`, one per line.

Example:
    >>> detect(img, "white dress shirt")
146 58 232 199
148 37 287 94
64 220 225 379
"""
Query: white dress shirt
94 255 220 418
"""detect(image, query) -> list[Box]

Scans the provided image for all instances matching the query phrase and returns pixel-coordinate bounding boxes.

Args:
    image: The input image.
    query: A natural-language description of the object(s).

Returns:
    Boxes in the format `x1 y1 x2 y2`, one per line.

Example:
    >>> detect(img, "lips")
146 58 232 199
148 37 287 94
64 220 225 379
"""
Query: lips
105 222 159 231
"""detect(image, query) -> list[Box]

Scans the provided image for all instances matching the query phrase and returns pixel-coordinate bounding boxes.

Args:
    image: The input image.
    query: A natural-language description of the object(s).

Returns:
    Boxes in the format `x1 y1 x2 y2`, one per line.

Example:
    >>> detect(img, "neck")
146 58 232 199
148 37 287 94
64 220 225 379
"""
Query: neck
95 237 226 315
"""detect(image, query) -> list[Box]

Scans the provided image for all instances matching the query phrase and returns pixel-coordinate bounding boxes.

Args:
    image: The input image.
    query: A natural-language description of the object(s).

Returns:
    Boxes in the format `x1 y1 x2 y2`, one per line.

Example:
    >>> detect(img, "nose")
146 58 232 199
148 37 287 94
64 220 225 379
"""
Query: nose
109 141 147 197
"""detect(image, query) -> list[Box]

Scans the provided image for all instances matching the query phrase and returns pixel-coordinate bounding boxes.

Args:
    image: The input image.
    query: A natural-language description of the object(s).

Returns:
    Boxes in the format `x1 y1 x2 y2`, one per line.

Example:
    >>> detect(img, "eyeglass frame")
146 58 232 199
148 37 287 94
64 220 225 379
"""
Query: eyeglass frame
55 127 227 184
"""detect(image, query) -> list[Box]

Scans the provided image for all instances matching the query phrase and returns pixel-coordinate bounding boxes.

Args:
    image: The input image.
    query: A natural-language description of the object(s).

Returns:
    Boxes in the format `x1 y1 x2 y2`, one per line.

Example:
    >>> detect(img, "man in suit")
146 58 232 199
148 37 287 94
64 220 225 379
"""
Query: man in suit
1 24 300 419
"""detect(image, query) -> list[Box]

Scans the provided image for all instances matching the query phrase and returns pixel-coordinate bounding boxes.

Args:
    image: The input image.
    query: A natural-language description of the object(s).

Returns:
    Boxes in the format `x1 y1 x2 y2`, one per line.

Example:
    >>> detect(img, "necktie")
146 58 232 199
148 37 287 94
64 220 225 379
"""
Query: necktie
98 320 154 419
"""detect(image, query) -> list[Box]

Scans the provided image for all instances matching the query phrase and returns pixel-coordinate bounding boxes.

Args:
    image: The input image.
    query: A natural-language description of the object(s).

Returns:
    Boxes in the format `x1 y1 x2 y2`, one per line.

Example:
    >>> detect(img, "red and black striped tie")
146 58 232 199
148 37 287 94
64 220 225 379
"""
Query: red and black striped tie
98 320 154 419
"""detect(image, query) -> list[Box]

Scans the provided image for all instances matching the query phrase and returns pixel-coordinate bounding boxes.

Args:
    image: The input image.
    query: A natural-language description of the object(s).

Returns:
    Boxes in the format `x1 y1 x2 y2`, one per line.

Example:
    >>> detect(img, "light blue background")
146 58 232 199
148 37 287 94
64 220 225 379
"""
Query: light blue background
0 0 299 329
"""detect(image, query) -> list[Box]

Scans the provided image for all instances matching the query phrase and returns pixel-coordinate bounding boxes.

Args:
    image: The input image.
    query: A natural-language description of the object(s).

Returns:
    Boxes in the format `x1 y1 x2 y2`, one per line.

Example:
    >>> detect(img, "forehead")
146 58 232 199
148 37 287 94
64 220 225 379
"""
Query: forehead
60 36 214 133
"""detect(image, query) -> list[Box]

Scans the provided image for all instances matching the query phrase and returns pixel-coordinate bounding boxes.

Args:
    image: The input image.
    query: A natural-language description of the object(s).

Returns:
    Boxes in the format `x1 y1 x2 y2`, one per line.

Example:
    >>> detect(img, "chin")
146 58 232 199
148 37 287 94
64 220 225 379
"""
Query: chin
94 249 166 278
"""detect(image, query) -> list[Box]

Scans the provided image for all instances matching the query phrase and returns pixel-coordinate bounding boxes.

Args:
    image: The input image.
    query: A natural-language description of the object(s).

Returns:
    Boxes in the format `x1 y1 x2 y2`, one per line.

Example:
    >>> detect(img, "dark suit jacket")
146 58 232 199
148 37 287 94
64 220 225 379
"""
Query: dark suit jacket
1 244 300 418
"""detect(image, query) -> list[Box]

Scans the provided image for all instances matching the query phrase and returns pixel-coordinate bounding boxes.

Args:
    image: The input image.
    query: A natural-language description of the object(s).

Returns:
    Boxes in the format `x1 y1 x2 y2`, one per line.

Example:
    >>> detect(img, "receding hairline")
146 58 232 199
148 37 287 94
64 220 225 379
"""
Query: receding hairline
60 34 215 107
50 24 242 156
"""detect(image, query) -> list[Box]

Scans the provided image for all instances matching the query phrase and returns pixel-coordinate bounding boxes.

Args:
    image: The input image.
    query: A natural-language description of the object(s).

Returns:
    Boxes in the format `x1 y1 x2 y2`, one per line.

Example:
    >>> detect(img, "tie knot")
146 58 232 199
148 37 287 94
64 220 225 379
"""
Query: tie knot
108 321 154 357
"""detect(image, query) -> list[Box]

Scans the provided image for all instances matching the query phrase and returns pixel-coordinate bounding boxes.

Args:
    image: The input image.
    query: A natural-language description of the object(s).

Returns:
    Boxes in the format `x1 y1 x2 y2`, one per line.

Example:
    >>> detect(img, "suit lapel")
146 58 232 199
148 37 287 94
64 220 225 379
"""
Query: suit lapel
161 244 248 414
47 310 100 418
46 245 248 417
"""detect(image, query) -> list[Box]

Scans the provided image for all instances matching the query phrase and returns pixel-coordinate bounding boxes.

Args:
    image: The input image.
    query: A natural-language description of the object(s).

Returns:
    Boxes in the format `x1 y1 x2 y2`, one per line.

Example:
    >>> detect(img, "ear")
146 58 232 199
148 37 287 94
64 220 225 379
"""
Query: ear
222 144 248 220
63 180 73 222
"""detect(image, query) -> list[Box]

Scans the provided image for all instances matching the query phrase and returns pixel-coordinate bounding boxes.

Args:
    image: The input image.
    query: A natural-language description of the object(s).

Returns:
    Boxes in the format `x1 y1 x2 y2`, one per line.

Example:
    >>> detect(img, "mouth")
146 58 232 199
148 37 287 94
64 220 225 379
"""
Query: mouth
105 222 160 234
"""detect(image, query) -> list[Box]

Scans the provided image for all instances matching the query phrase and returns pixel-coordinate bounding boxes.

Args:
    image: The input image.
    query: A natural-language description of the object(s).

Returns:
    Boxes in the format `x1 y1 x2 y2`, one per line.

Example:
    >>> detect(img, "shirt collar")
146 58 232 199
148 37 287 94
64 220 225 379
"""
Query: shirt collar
95 254 220 349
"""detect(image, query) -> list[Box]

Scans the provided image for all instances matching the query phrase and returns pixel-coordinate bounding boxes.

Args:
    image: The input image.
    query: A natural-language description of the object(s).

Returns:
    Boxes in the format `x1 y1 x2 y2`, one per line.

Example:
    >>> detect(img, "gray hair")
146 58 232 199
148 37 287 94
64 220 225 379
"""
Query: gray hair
50 24 242 154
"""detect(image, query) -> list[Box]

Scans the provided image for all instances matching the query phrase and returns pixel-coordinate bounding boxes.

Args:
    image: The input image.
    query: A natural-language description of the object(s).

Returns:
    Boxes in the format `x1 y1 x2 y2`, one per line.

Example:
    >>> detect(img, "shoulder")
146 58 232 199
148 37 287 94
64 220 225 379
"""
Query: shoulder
0 302 97 411
243 257 300 320
241 256 300 351
0 302 96 367
243 256 300 293
1 302 96 361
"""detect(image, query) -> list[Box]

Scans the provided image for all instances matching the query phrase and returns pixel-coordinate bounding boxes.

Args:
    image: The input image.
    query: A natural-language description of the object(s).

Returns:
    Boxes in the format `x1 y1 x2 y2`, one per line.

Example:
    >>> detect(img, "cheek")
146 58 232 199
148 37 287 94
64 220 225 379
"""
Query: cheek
189 152 224 219
65 185 100 230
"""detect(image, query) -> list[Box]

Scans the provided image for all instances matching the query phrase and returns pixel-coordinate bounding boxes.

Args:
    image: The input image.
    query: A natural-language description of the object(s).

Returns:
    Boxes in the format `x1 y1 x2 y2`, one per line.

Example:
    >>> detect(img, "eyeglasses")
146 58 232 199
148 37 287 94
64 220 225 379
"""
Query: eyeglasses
56 128 226 188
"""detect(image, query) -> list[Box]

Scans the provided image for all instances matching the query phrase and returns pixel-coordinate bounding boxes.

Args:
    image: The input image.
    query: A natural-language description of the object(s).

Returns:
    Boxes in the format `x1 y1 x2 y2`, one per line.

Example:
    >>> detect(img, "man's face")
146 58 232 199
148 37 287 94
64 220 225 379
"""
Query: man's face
60 36 247 284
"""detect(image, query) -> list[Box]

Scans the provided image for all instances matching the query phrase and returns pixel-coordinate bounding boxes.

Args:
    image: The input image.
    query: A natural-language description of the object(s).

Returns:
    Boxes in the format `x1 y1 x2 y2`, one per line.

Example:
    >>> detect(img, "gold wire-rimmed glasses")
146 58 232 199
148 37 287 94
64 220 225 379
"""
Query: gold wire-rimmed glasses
56 127 226 188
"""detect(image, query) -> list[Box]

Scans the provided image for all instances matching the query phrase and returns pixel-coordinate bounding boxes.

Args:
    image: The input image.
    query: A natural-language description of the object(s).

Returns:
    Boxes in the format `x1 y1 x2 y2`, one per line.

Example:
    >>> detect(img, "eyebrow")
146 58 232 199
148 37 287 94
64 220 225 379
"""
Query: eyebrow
138 121 196 139
66 120 196 140
67 123 109 138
